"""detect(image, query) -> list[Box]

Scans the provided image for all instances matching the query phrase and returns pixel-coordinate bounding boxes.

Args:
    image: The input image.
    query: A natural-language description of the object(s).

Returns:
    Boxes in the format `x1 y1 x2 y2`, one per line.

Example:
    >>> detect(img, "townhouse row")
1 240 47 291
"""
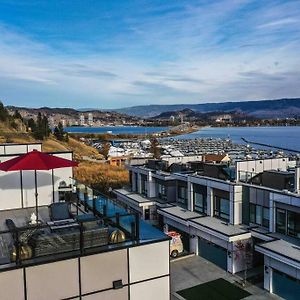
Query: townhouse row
114 156 300 300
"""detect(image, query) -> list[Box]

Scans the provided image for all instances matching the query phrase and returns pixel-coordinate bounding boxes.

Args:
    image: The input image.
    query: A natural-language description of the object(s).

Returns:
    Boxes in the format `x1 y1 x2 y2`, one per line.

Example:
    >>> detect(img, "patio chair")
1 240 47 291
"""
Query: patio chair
49 202 73 221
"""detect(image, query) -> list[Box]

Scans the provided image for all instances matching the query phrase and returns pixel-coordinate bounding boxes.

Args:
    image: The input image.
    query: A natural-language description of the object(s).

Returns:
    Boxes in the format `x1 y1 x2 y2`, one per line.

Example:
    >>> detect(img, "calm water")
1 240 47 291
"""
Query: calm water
177 126 300 151
65 125 299 151
65 126 168 135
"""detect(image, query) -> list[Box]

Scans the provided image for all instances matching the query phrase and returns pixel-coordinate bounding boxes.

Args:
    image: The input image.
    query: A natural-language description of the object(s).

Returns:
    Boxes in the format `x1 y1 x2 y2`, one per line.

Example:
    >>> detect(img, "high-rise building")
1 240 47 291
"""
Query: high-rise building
88 113 93 126
80 114 85 126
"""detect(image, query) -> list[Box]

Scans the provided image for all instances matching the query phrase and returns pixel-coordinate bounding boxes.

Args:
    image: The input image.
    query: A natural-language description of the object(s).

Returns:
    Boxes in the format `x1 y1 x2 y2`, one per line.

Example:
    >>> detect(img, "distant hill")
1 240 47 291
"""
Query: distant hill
113 98 300 118
6 106 139 123
153 108 253 122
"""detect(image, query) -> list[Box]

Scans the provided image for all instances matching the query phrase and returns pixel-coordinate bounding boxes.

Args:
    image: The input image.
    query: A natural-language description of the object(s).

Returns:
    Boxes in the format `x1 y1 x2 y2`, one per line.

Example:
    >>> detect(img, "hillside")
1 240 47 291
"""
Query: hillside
6 105 140 124
113 98 300 118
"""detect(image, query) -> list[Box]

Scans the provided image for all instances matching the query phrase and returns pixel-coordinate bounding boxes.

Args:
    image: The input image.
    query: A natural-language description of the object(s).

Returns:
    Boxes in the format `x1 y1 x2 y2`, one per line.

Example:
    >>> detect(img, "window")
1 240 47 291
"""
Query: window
262 207 270 228
177 186 187 207
250 204 255 223
287 211 300 238
250 204 269 228
255 205 262 225
141 178 147 196
214 196 230 221
157 183 167 200
276 208 286 234
194 192 207 214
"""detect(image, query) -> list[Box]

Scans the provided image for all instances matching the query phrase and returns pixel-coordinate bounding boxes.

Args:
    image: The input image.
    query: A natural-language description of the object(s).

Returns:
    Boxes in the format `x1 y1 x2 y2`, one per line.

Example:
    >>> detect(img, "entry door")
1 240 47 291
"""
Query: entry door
272 269 300 300
198 238 227 270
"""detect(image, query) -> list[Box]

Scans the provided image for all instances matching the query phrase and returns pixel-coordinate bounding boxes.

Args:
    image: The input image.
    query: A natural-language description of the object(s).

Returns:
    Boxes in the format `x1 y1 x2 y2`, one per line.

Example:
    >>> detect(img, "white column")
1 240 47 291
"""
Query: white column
295 166 300 194
137 173 142 194
132 172 136 192
147 171 156 198
187 178 193 211
189 235 198 255
230 190 234 225
207 187 213 216
264 256 272 292
269 193 275 232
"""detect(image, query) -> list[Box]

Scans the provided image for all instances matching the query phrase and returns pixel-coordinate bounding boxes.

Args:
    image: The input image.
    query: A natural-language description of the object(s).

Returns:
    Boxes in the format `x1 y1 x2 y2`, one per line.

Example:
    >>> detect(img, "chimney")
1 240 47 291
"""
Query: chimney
295 166 300 194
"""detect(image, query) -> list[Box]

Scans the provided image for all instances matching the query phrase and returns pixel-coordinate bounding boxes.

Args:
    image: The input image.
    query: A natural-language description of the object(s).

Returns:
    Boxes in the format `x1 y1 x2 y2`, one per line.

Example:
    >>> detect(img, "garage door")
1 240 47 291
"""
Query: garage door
198 238 227 270
273 269 300 300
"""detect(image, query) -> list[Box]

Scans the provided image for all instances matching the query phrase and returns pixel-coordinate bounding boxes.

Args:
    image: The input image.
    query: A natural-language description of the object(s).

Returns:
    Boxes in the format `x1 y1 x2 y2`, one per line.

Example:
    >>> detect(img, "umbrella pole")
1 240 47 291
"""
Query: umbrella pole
35 170 39 223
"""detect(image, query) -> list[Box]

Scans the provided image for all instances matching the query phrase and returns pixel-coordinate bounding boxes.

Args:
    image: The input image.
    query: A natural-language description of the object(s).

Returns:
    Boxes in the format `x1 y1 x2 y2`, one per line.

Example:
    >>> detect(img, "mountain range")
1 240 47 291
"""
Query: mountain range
112 98 300 118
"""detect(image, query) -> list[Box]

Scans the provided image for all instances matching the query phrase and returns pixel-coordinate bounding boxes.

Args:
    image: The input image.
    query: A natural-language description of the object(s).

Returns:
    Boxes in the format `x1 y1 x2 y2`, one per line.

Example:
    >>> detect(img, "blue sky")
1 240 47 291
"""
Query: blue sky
0 0 299 108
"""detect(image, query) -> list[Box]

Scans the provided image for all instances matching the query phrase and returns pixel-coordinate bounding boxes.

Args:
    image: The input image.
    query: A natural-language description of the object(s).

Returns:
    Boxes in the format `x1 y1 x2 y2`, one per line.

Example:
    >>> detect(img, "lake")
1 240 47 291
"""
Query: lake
176 126 300 151
65 125 299 151
65 126 169 135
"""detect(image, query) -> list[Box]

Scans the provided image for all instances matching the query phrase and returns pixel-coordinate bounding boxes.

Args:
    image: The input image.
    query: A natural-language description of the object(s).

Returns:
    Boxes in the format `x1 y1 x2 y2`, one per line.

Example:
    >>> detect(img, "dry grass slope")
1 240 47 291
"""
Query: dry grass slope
0 124 127 192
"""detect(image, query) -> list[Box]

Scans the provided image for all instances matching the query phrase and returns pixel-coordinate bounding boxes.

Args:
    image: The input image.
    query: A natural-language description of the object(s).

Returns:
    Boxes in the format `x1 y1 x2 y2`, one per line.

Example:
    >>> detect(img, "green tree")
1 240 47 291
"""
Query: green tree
13 110 23 120
0 101 9 122
54 122 67 141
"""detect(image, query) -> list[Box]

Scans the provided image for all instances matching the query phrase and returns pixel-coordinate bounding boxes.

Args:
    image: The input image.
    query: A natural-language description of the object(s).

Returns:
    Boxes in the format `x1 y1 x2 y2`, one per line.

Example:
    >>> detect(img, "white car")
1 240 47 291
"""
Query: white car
167 231 184 258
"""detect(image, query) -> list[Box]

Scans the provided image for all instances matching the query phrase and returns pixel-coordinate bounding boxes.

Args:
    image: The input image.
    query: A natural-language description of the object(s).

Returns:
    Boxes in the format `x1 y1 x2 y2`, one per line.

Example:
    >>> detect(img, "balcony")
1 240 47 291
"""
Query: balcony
0 179 168 271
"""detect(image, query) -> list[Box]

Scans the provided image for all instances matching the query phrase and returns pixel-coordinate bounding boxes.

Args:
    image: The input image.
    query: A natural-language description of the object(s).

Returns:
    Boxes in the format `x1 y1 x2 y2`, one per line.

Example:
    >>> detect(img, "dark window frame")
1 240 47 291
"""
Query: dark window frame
214 196 230 222
194 191 207 214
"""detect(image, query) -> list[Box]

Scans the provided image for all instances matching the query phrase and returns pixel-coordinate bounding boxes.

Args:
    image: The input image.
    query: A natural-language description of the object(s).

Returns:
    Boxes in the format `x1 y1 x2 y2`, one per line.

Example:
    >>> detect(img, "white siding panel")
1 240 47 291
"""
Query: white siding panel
129 241 169 283
130 276 169 300
22 171 36 208
80 249 128 294
36 170 53 206
0 170 22 210
26 259 79 300
82 288 128 300
0 269 24 300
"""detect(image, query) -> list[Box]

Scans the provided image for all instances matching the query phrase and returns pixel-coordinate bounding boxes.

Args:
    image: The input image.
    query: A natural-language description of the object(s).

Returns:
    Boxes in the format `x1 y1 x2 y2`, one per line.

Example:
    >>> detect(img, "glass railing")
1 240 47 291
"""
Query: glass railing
0 180 140 269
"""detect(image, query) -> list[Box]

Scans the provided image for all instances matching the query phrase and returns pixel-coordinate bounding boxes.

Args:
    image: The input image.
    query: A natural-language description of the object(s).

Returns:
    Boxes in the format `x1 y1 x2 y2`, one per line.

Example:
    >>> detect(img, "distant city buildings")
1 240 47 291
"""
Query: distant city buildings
88 113 93 126
80 114 85 126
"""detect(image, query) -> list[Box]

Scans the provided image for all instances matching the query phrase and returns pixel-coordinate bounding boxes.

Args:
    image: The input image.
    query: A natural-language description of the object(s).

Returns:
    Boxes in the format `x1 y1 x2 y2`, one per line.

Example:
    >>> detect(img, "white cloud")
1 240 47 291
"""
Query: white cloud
0 0 299 108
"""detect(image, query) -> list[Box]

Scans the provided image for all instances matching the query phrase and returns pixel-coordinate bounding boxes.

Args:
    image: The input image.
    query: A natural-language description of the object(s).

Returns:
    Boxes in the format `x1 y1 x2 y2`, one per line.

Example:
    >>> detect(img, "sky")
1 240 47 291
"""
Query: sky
0 0 299 109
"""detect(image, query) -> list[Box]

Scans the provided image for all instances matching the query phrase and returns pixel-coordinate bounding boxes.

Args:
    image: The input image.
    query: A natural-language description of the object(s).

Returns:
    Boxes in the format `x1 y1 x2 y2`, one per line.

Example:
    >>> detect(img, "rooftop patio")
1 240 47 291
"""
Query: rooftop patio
0 179 168 271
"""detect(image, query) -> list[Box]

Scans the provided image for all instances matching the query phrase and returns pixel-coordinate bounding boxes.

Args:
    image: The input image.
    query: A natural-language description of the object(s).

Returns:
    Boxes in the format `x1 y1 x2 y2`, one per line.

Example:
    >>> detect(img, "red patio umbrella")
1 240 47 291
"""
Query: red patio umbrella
0 150 78 222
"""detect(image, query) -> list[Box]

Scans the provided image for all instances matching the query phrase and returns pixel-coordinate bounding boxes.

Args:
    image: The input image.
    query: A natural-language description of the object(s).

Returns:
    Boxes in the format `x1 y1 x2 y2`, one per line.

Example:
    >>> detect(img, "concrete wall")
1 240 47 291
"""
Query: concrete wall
0 143 41 156
236 158 290 181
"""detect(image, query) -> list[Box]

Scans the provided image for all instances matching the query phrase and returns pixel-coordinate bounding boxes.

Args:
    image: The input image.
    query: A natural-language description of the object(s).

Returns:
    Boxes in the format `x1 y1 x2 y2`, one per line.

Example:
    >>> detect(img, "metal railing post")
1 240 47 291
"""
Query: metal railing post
15 230 20 265
135 213 140 242
79 222 84 255
93 196 97 216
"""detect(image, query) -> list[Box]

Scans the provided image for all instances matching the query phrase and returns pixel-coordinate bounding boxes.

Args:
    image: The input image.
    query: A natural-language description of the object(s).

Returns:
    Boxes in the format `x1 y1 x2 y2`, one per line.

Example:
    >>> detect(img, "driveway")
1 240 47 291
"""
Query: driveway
170 256 281 300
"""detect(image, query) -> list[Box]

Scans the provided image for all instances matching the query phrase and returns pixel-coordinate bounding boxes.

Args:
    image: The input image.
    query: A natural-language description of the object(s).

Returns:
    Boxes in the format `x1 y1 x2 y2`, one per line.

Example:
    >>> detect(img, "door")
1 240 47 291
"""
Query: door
272 269 300 300
198 238 227 270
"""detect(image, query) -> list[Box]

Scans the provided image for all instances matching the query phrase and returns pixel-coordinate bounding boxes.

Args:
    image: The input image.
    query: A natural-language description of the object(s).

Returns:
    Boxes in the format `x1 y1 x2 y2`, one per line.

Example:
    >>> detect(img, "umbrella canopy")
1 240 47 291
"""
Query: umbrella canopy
0 149 78 223
0 149 78 171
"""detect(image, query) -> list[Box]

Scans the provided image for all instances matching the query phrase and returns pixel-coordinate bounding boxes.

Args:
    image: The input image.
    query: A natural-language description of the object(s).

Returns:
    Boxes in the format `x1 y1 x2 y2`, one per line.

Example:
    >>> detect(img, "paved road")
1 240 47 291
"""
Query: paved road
170 256 281 300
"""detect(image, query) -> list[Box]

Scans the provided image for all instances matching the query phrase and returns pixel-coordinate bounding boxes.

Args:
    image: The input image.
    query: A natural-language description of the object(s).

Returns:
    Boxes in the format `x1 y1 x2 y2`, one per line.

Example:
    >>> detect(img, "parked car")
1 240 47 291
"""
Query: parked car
166 231 183 258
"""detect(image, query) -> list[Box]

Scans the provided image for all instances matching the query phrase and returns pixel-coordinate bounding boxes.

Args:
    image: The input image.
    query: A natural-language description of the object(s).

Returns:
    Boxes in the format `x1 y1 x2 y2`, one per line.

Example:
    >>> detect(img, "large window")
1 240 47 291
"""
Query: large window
214 196 230 221
262 207 270 228
287 211 300 238
249 204 269 228
141 177 147 196
276 208 286 234
177 186 187 207
157 183 167 200
194 192 207 214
